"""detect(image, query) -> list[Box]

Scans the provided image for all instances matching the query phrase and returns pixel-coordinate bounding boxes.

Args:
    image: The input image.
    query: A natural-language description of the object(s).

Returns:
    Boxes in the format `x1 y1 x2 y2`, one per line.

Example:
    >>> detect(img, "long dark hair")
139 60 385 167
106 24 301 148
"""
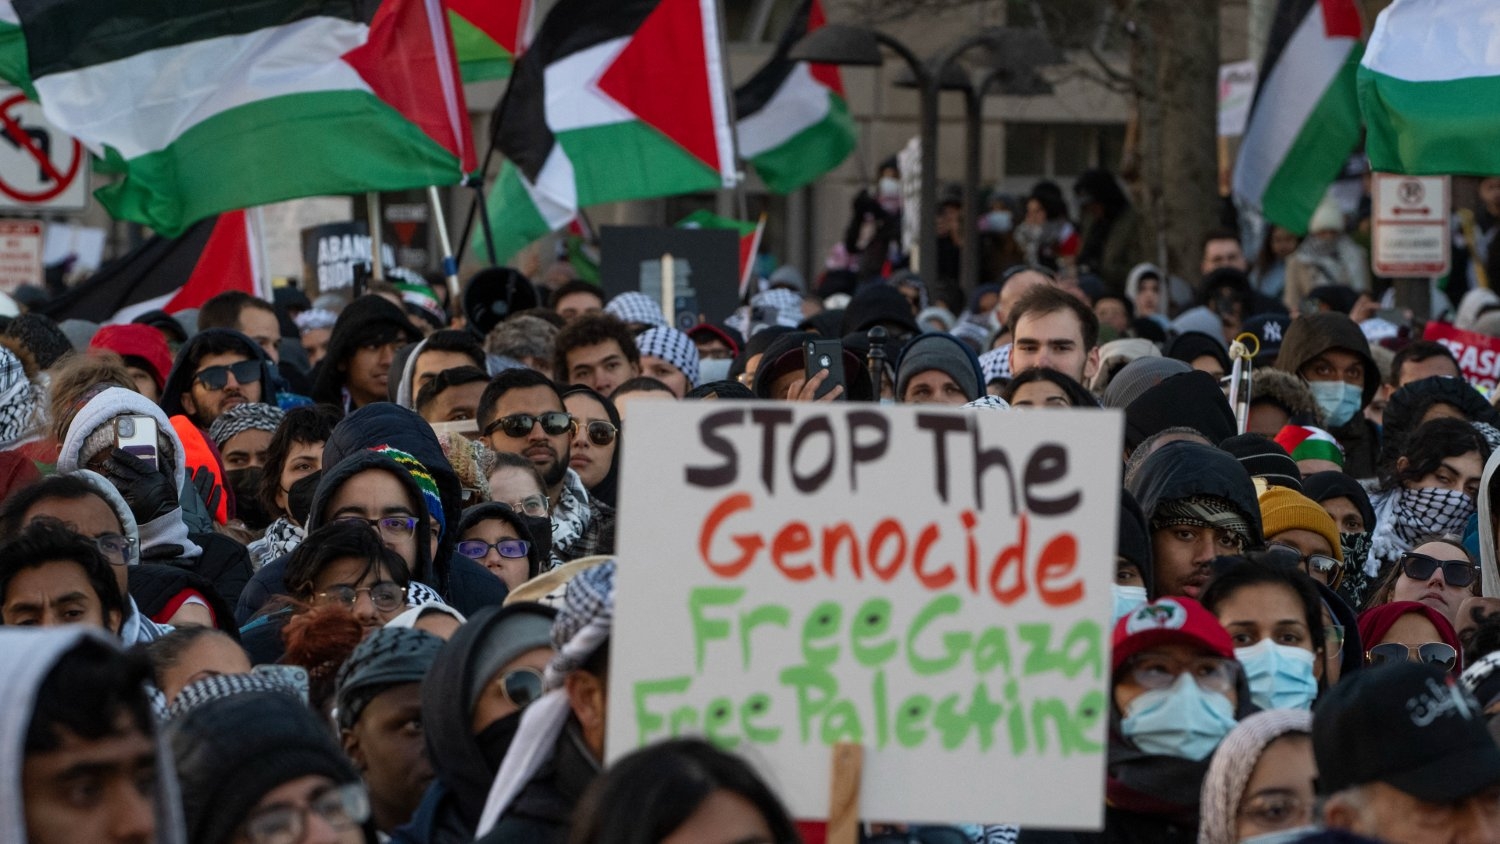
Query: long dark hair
1202 555 1329 690
1380 416 1490 492
570 738 800 844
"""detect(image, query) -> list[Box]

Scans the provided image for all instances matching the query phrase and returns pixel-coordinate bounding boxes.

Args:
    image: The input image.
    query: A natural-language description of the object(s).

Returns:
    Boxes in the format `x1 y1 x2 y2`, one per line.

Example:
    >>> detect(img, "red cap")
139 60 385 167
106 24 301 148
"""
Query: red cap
1112 596 1235 673
90 324 173 391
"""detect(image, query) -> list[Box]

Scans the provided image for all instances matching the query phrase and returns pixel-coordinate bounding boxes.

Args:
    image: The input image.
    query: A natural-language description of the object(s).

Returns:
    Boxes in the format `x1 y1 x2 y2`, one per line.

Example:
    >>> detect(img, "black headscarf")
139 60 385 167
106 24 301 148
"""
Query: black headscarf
561 385 621 507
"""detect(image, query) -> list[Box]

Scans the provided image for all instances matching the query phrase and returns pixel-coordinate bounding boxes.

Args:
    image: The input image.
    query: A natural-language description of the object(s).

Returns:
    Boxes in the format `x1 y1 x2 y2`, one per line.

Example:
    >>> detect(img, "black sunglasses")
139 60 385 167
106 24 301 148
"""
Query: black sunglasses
1400 551 1478 589
1367 641 1458 670
583 420 617 446
496 666 544 708
193 359 261 391
484 411 575 439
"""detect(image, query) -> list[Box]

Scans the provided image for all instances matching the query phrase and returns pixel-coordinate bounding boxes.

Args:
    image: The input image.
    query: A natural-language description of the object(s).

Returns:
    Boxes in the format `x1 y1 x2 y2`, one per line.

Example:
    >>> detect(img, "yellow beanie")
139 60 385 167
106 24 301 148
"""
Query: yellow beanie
1258 486 1342 562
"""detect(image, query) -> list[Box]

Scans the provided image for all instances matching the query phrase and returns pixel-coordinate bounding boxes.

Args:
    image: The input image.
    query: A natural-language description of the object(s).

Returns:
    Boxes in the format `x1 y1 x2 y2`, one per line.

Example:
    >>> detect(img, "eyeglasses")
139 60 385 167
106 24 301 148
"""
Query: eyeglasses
93 533 137 566
581 420 617 446
193 359 261 391
1367 641 1458 670
239 781 370 844
1326 624 1346 658
484 412 576 439
504 495 549 518
1124 653 1238 696
492 666 544 709
457 538 531 562
334 515 418 540
1266 542 1340 577
315 582 407 613
1399 551 1479 589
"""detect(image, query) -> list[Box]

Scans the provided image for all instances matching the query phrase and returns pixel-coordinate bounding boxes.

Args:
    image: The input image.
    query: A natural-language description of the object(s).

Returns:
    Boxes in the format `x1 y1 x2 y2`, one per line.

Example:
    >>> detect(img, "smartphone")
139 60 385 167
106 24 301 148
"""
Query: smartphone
804 339 845 401
253 664 310 704
115 415 159 472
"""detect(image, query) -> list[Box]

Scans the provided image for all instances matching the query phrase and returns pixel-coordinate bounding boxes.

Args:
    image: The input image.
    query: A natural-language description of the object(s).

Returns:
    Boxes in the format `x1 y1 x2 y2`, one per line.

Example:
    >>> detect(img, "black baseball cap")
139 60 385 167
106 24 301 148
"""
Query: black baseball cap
1314 661 1500 802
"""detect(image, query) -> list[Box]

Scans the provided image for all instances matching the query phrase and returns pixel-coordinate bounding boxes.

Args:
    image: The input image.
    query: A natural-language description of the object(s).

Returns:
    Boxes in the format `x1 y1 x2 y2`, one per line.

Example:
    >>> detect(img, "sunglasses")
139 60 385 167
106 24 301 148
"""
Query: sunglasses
457 538 531 561
484 411 575 439
581 420 617 446
1367 641 1458 671
495 666 544 709
193 358 261 391
1400 551 1478 589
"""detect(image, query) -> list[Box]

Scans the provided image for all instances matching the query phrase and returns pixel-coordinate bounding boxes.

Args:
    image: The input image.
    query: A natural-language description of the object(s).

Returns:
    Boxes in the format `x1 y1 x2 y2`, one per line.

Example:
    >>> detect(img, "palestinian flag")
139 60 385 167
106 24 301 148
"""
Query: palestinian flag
734 0 856 194
1273 425 1345 467
477 0 737 264
448 0 531 82
1232 0 1363 235
7 0 475 236
676 209 764 295
40 211 266 324
1359 0 1500 176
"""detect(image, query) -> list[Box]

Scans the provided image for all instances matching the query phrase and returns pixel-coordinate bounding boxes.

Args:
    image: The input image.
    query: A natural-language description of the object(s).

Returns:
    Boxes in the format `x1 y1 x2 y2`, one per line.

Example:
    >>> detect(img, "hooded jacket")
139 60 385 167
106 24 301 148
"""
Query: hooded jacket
235 449 436 624
1378 375 1499 473
159 328 278 423
1127 441 1264 596
321 404 507 611
1123 371 1237 454
1479 448 1500 598
311 295 421 409
0 627 186 844
1273 312 1381 479
394 604 557 844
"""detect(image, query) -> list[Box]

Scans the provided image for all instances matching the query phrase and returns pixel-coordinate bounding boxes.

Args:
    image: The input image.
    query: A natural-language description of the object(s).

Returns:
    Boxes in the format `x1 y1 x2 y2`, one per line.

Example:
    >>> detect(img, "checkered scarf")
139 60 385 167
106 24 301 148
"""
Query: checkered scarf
166 672 302 721
0 345 37 448
369 445 446 538
476 560 615 838
634 326 700 387
750 288 805 328
1366 485 1477 577
979 344 1011 383
207 402 285 449
1150 495 1253 547
603 291 668 329
294 308 339 331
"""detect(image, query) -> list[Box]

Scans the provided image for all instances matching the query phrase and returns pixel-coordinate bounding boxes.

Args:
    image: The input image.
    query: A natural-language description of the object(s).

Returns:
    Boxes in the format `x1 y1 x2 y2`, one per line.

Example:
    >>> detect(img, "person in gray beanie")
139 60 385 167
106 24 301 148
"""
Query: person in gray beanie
169 691 377 844
895 332 985 405
336 627 446 835
1102 355 1192 409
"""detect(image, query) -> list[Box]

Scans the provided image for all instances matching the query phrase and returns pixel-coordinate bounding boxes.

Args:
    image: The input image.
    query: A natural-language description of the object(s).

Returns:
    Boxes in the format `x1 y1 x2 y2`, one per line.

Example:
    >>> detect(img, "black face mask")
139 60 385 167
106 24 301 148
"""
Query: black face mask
287 471 321 528
226 467 270 530
518 513 553 569
474 707 525 770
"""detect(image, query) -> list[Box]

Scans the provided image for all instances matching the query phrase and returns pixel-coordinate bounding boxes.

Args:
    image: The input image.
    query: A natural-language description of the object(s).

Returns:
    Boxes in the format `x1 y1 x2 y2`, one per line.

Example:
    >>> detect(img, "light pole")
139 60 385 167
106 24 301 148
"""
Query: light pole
792 25 1060 310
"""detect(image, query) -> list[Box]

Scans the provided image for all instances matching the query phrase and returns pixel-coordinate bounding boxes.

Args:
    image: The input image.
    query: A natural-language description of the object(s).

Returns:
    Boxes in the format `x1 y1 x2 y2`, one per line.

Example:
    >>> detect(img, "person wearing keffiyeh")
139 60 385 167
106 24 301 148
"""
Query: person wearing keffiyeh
0 340 42 451
632 326 699 398
1127 440 1263 601
208 402 285 532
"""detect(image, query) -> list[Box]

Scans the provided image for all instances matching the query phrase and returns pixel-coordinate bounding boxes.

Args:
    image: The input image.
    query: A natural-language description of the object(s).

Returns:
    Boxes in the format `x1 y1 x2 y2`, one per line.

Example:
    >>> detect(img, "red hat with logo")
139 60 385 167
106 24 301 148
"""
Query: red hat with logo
1112 596 1235 673
90 324 173 392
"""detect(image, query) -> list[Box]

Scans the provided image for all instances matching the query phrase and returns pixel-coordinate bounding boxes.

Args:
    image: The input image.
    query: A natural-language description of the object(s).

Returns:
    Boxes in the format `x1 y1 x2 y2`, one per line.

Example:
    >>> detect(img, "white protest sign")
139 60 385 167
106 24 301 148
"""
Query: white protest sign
609 402 1122 828
1217 60 1257 138
0 219 43 292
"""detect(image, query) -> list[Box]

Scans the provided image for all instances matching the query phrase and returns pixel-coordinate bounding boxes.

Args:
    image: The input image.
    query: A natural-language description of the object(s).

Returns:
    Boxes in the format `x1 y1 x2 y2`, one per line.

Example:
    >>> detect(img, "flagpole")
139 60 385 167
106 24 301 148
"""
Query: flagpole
458 144 503 267
250 207 273 300
712 0 747 222
367 192 386 281
427 185 464 316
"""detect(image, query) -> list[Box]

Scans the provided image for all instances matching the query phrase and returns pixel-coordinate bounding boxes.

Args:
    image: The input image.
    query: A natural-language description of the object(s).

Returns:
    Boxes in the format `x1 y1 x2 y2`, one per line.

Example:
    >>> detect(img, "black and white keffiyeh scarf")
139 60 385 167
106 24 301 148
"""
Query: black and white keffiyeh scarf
247 517 305 571
0 346 39 448
549 469 593 568
1366 485 1476 577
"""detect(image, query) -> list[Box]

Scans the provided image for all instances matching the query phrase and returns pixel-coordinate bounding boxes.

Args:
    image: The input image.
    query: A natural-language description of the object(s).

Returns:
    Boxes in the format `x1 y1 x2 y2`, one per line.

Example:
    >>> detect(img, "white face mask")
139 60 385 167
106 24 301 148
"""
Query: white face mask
1234 638 1318 710
1112 584 1148 623
877 177 901 199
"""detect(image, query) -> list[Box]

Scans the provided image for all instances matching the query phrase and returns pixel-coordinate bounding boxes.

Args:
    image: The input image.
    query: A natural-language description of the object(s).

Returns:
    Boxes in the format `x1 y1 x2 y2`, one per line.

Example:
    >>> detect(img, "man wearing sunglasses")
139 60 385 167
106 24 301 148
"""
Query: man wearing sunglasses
160 328 273 430
477 370 615 566
1317 661 1500 844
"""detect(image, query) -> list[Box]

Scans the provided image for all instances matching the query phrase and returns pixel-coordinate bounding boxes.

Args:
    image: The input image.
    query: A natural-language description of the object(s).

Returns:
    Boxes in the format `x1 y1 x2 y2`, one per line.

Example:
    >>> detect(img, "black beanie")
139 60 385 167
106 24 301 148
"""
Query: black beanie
1118 489 1152 592
4 312 73 369
1219 433 1303 491
168 692 360 844
1124 370 1236 452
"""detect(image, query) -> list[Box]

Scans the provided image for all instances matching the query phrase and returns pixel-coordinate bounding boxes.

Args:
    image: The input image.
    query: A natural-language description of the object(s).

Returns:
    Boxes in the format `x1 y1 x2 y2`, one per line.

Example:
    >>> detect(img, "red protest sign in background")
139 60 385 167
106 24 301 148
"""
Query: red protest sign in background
1424 321 1500 392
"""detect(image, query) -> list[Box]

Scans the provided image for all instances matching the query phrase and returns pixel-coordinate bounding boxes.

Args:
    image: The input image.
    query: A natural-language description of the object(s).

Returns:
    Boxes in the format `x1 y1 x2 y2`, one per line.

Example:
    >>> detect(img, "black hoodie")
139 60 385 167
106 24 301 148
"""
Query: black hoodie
393 604 557 844
159 328 278 423
1273 311 1381 478
321 403 507 610
234 450 437 626
311 295 421 409
1126 440 1263 598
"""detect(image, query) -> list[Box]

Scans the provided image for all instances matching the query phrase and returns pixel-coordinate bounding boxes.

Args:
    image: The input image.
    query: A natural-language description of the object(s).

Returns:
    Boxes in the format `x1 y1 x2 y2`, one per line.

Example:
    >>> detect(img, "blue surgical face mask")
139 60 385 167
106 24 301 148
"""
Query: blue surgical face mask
1306 380 1363 428
1234 638 1318 710
983 210 1014 233
1112 584 1148 623
1119 672 1237 760
1239 826 1322 844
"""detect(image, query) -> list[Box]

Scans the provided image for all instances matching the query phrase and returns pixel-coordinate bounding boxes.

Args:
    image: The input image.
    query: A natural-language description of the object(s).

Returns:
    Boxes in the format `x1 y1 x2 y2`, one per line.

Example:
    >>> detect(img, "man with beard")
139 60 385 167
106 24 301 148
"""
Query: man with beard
477 370 614 566
160 328 275 430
